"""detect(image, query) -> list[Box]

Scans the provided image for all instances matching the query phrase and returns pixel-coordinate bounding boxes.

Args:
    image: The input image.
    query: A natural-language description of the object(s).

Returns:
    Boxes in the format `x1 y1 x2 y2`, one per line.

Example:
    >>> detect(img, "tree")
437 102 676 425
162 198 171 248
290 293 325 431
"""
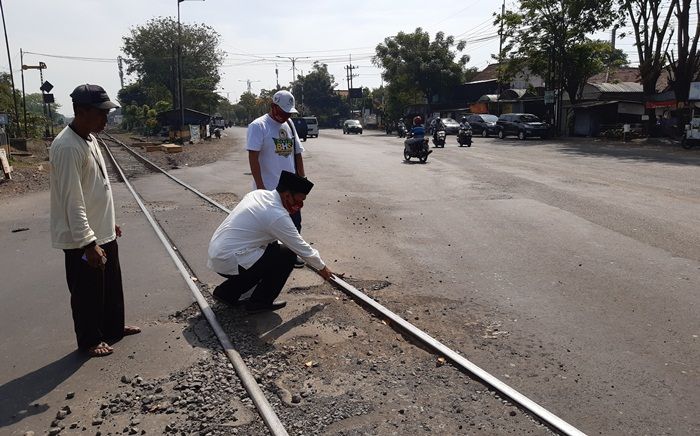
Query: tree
237 91 260 124
664 0 700 102
117 80 170 108
291 63 346 124
121 17 225 113
563 40 629 102
498 0 620 128
1 72 62 137
231 104 248 124
619 0 677 95
374 28 471 107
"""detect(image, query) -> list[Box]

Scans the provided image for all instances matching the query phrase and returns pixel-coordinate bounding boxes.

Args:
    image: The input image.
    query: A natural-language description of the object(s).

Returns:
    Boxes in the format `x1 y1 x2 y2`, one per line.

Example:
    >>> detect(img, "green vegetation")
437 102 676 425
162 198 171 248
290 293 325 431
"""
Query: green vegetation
0 72 62 138
497 0 624 104
373 28 476 120
119 17 227 132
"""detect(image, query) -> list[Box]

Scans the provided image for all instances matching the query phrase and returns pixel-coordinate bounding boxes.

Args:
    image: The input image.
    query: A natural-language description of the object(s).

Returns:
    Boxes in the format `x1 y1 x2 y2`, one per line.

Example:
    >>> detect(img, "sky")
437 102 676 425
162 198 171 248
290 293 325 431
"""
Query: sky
0 0 641 116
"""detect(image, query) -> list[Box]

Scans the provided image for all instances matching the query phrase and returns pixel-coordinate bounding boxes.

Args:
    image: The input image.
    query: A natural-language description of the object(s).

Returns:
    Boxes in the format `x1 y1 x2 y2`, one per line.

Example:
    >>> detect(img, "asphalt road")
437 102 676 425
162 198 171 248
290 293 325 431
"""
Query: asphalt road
1 127 698 435
286 128 700 435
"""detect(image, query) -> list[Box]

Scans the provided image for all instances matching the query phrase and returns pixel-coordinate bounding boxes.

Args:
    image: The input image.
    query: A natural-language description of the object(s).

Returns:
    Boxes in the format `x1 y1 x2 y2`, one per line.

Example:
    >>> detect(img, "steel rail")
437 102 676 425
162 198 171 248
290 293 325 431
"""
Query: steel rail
101 133 586 436
100 133 232 213
326 274 586 436
98 137 288 436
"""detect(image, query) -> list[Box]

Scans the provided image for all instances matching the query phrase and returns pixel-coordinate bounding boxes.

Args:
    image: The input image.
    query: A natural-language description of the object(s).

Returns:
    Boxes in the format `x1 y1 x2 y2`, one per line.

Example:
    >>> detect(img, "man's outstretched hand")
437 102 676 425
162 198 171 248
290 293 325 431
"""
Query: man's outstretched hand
318 266 343 281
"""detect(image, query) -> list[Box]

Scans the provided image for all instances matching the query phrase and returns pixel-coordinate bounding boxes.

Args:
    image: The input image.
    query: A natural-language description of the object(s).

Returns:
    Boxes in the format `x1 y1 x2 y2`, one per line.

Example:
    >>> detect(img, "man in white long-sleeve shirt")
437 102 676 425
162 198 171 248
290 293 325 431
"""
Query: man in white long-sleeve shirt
208 171 335 313
50 84 140 358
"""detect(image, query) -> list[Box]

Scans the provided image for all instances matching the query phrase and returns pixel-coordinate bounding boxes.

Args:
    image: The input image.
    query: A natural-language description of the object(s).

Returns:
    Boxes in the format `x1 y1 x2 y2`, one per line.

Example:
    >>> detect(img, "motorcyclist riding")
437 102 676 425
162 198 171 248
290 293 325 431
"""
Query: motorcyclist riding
411 116 425 138
457 115 473 147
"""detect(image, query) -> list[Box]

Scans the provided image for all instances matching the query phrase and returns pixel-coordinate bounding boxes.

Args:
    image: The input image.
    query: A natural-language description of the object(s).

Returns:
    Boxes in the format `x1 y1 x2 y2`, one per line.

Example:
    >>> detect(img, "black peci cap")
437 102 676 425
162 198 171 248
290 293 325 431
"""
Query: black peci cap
70 84 119 110
276 170 314 195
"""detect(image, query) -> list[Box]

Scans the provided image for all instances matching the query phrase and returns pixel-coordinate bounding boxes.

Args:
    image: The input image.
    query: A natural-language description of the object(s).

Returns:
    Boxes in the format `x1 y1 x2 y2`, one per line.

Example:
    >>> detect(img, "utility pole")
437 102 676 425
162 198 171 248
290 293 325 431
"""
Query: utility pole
117 56 125 89
497 0 505 116
299 70 305 115
605 26 618 83
0 0 20 137
20 48 27 137
177 0 184 133
345 54 359 114
276 55 309 85
275 63 279 89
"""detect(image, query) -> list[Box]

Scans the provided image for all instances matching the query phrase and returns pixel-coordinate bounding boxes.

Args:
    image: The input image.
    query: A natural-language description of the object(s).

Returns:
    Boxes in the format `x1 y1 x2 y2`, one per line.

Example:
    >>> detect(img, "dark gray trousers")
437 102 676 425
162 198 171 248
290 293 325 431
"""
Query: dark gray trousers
63 240 125 350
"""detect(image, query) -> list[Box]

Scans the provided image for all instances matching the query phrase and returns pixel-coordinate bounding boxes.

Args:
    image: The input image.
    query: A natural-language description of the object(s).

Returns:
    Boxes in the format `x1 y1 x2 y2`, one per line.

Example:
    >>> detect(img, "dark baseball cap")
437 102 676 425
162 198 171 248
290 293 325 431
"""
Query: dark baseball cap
70 84 119 110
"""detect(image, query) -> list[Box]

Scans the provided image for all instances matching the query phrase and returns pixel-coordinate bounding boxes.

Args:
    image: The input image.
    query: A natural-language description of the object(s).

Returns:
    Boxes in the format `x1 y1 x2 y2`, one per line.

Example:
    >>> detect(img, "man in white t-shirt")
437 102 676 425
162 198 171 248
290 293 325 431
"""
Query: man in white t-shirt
207 171 336 313
247 89 307 266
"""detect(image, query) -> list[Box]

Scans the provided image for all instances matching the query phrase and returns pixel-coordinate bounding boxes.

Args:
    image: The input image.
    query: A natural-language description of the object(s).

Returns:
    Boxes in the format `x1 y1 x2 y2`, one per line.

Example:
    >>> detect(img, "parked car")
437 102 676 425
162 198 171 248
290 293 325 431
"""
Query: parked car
342 119 363 134
496 113 550 140
467 114 499 137
429 117 461 135
303 116 319 138
291 117 308 141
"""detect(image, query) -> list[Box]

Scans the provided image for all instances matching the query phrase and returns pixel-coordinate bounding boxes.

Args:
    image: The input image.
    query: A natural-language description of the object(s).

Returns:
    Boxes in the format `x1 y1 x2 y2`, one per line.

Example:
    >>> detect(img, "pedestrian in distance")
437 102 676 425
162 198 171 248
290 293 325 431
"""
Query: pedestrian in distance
246 89 307 267
49 84 140 358
207 171 338 314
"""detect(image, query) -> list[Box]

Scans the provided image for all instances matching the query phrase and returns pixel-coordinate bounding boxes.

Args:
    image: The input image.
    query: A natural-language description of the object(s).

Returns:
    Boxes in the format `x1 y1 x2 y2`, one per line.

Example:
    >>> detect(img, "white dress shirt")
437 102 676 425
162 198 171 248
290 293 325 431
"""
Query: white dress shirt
207 189 325 275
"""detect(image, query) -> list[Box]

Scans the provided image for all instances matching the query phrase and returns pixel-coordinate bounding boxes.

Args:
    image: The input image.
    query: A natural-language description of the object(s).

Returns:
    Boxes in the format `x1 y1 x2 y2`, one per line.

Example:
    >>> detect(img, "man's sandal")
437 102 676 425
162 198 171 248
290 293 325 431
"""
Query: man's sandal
87 342 113 358
123 325 141 336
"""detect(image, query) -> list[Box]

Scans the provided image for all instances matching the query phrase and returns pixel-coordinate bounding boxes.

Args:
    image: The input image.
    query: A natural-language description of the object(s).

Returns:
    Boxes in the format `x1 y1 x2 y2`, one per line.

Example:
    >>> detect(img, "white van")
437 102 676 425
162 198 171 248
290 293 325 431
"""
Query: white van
303 116 319 138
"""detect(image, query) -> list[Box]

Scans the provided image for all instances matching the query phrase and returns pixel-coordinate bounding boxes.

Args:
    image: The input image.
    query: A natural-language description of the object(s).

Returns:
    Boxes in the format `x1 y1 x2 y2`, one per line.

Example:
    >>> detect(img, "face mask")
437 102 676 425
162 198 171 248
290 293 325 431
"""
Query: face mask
284 193 304 214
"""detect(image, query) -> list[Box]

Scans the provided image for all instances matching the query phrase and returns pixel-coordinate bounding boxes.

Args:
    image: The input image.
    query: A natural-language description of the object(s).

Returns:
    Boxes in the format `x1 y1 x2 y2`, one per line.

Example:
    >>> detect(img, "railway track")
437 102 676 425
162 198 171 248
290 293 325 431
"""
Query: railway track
97 133 586 436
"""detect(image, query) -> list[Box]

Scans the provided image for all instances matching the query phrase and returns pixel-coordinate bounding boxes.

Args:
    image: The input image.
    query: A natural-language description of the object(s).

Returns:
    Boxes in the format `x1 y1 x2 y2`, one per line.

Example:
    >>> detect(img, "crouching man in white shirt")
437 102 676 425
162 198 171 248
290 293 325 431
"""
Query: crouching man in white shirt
207 171 336 314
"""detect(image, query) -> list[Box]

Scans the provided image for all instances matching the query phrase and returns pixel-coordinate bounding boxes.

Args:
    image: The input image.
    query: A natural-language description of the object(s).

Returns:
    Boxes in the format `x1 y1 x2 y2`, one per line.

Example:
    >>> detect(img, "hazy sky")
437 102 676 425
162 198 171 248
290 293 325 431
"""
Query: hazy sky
1 0 638 115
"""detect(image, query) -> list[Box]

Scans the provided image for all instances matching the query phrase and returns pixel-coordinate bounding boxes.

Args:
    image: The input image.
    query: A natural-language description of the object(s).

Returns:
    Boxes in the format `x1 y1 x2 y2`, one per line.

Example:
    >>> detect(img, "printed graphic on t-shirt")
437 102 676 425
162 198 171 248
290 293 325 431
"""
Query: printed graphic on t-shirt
273 128 294 157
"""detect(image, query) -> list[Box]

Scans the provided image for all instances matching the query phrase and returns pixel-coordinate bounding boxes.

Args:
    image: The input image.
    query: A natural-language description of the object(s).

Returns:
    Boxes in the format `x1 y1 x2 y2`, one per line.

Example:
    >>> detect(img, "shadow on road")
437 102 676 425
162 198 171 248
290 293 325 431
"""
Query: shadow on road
257 303 326 343
554 140 700 166
0 351 87 428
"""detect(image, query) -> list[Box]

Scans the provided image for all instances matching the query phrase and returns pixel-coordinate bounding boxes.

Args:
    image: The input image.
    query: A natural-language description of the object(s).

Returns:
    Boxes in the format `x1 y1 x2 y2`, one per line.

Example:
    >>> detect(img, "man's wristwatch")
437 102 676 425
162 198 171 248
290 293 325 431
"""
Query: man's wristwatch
83 241 97 250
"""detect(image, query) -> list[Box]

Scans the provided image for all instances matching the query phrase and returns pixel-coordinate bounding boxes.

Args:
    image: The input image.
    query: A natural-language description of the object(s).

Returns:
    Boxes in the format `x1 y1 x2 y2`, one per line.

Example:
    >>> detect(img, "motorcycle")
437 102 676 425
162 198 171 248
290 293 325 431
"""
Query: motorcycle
397 123 407 138
403 132 432 163
457 125 472 147
432 129 446 148
681 109 700 150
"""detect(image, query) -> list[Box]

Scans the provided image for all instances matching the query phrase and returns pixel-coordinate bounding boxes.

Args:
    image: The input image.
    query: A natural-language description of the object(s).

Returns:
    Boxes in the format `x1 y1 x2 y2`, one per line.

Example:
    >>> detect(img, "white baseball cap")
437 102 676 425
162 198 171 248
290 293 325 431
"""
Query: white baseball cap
272 90 298 114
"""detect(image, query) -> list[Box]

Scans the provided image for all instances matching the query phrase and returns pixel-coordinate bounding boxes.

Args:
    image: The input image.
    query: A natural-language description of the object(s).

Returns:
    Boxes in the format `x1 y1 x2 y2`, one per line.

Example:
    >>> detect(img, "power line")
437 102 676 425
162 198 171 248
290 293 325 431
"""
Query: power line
22 51 118 63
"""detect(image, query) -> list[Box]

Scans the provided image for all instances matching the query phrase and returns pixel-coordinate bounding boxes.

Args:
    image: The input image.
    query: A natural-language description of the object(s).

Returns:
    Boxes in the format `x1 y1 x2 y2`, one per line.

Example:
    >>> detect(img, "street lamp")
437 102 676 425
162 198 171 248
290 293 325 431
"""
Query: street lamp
275 55 309 86
176 0 204 137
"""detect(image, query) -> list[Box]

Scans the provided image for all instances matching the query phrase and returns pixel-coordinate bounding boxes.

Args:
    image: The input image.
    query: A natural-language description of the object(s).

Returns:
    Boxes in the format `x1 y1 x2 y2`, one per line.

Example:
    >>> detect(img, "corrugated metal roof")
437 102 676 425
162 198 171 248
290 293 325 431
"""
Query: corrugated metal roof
587 82 643 93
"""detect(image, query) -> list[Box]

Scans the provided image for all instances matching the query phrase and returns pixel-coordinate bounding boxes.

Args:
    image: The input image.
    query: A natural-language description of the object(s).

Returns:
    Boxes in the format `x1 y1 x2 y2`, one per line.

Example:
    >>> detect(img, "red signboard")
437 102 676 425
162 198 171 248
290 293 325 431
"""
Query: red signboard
645 100 677 109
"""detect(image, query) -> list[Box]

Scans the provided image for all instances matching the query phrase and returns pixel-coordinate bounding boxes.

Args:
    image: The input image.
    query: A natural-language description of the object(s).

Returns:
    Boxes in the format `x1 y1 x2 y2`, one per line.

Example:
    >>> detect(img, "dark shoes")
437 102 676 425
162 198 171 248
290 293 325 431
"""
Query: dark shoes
294 256 306 268
212 285 247 307
245 300 287 314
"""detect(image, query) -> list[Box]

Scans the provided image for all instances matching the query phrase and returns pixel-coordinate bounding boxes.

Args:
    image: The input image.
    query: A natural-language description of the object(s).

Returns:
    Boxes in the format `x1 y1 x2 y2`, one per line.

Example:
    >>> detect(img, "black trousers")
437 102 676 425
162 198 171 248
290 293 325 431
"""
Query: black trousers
217 242 296 305
63 240 125 350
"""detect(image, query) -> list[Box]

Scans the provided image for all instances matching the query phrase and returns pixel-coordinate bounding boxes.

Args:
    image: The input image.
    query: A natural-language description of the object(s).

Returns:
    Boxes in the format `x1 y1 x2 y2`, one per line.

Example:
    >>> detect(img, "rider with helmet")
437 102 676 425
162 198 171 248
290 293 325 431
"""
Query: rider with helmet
411 116 425 138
